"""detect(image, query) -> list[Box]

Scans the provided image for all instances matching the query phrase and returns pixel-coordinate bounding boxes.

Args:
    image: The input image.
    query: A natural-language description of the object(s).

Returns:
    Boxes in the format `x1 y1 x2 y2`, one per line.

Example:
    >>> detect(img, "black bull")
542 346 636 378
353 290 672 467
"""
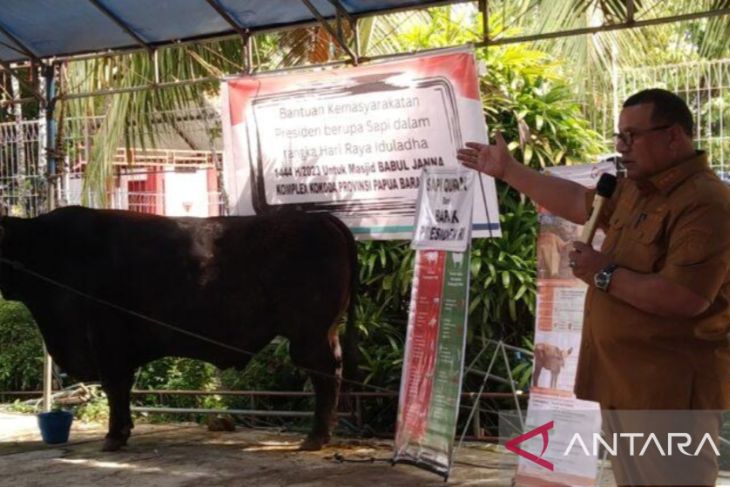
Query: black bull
0 206 358 451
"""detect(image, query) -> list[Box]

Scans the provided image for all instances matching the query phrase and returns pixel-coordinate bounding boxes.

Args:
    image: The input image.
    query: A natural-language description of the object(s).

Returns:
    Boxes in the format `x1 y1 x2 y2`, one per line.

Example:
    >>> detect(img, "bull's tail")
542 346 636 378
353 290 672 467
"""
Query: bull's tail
328 214 360 389
342 248 359 389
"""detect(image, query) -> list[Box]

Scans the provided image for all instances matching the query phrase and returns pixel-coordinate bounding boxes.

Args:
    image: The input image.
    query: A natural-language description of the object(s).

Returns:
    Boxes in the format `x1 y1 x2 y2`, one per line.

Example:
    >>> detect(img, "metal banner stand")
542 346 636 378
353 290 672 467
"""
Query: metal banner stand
456 339 529 449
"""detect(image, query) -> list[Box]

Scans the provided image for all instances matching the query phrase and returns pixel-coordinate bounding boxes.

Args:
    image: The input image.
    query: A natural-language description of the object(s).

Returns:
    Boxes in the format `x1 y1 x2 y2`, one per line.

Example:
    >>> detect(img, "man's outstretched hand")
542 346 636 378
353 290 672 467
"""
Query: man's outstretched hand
456 132 515 180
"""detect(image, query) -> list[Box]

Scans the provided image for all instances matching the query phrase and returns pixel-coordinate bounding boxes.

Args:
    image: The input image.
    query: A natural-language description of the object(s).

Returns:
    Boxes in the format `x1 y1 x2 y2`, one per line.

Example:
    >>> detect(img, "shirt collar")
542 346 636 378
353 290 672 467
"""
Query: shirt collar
644 151 708 196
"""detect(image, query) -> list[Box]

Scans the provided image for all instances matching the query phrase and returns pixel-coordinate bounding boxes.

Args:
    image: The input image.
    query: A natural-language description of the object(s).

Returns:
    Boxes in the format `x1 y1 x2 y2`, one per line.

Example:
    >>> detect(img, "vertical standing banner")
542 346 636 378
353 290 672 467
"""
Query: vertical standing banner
513 161 615 487
532 162 616 394
394 168 474 479
220 48 501 240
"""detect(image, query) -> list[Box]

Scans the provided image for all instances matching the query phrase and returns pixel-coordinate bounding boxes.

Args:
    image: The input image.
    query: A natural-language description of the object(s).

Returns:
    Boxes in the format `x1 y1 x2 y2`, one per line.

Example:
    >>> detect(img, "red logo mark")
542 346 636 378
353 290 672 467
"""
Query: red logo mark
505 421 554 471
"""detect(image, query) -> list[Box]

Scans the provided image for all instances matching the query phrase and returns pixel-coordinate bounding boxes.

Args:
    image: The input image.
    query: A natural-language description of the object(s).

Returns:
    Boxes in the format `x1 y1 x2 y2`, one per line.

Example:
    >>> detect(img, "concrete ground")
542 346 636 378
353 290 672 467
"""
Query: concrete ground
2 412 729 487
0 412 513 487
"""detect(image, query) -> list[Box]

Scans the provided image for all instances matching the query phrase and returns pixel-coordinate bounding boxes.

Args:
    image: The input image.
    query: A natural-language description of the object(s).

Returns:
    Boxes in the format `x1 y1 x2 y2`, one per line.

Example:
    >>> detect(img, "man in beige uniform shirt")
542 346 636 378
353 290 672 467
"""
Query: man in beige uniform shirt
457 88 730 486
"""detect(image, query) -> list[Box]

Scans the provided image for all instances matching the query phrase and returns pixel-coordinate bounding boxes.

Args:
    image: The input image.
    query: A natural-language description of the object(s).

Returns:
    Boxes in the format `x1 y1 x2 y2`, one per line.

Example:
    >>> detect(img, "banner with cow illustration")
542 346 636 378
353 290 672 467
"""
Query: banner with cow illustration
220 48 501 240
513 161 616 487
532 161 616 395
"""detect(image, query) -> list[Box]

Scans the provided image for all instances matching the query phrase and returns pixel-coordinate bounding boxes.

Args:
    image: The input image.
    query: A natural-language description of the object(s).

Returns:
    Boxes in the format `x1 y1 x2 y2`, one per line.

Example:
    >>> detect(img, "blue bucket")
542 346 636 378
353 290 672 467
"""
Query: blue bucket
37 410 74 444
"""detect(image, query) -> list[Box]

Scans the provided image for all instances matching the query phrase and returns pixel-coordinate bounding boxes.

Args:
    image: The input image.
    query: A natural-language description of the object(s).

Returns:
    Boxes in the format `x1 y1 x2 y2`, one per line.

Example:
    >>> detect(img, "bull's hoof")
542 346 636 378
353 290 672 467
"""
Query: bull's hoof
299 435 328 451
101 436 126 452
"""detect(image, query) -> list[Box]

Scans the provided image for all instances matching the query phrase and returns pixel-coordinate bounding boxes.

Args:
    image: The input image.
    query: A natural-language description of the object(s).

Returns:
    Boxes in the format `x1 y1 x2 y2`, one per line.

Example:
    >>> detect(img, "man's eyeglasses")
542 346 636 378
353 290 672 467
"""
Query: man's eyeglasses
613 124 672 147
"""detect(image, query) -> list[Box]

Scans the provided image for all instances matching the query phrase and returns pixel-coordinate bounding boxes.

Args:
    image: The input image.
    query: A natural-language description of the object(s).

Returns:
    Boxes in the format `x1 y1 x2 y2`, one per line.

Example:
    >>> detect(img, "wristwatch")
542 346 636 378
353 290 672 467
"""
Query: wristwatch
594 263 618 292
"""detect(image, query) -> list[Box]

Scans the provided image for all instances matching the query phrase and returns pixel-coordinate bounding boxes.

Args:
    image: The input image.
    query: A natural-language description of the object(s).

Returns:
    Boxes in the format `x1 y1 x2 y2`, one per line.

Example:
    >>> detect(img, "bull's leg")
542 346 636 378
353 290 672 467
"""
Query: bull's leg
290 330 342 451
100 373 134 452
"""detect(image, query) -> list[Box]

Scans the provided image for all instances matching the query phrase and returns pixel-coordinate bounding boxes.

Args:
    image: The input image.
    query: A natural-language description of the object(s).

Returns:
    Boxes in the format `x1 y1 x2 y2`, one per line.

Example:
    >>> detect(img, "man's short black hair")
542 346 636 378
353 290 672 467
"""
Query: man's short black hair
623 88 694 136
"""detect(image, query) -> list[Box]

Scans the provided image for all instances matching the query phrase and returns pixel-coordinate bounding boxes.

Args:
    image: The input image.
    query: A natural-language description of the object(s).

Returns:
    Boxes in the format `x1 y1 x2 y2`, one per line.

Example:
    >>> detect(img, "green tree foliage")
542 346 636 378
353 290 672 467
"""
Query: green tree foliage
0 299 43 391
134 356 226 416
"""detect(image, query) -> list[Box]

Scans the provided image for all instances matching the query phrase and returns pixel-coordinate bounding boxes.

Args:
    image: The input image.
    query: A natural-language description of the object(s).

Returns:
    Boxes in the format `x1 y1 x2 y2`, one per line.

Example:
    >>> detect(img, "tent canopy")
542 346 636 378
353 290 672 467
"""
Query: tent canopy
0 0 453 63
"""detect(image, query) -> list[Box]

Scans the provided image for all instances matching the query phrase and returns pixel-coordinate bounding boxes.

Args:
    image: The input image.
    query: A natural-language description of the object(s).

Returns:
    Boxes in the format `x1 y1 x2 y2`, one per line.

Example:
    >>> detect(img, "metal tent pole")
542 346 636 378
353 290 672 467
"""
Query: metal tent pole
41 63 58 412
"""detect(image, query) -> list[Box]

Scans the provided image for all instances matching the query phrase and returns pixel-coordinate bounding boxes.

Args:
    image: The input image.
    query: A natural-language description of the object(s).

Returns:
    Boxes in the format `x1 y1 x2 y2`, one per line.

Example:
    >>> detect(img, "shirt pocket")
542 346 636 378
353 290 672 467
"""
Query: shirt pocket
622 210 666 272
633 212 664 243
600 212 628 255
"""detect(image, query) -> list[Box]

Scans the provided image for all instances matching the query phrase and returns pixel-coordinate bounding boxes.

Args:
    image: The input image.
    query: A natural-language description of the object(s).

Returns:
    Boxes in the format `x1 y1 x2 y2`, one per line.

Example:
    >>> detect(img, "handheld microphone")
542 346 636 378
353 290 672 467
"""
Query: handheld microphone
578 173 618 244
